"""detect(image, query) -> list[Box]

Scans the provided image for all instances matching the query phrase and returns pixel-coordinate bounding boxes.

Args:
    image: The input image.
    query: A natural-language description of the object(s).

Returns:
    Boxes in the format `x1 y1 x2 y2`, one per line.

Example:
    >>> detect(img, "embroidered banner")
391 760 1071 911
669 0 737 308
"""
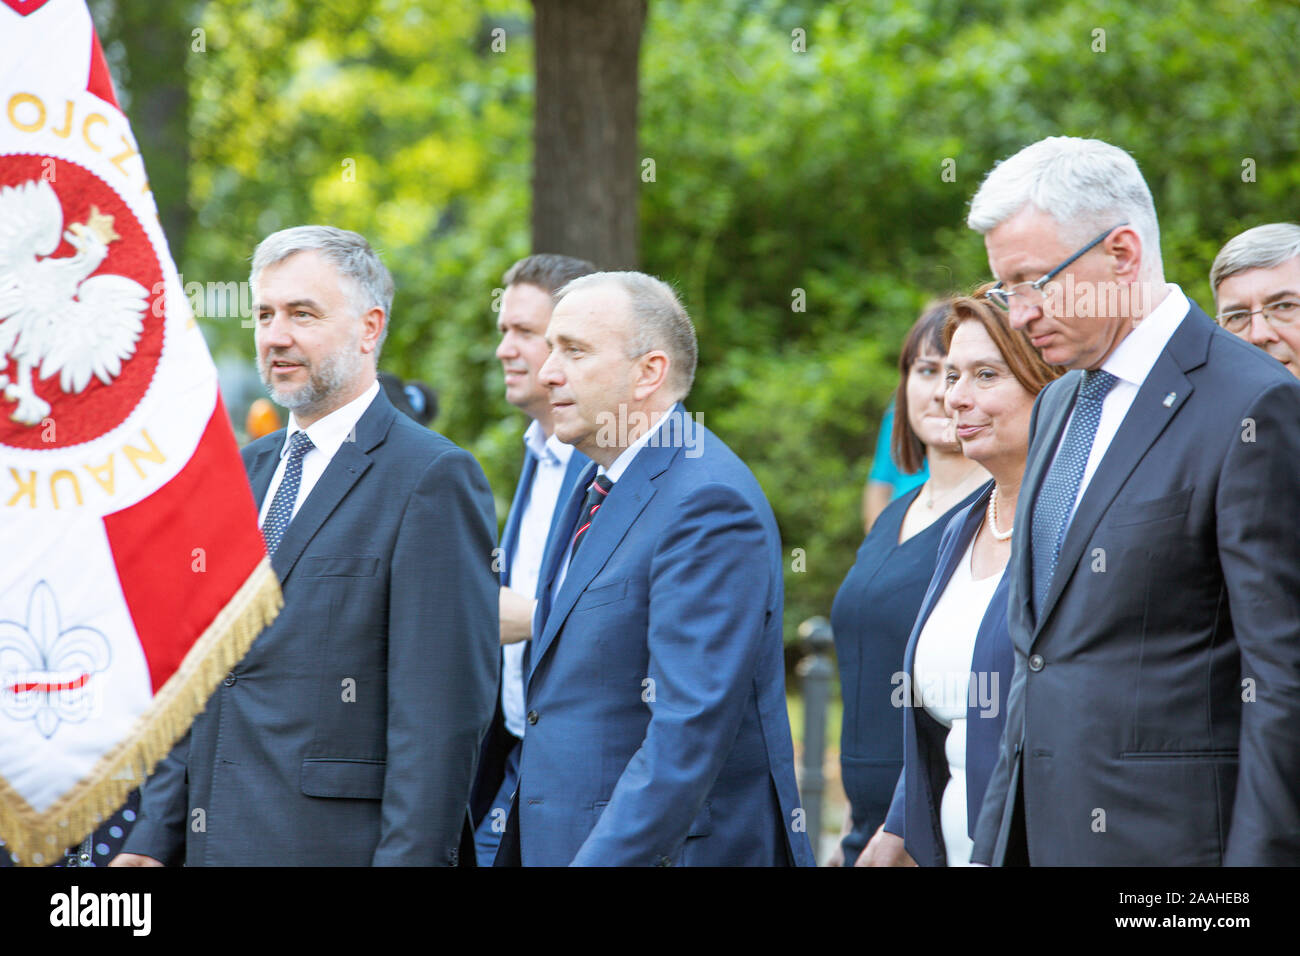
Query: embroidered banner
0 0 280 865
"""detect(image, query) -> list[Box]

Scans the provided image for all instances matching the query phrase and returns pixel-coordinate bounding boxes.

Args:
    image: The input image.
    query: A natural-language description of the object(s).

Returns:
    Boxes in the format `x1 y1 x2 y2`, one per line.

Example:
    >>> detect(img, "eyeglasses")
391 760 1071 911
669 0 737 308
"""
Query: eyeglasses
984 221 1130 311
1217 300 1300 334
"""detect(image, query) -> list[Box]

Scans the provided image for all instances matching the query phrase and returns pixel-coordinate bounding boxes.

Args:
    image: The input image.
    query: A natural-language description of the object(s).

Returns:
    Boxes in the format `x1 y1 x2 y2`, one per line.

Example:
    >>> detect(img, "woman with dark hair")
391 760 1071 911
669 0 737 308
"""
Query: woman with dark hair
828 300 989 866
862 288 1064 866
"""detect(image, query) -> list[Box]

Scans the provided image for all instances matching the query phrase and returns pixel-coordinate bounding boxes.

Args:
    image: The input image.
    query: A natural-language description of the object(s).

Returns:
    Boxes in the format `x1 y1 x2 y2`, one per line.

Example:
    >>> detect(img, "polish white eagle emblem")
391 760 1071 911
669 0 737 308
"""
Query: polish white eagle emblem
0 178 148 425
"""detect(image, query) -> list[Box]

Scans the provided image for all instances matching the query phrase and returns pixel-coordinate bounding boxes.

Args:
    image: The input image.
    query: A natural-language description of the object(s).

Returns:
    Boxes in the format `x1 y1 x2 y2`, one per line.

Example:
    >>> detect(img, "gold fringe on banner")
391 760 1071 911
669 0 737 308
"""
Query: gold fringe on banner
0 557 282 866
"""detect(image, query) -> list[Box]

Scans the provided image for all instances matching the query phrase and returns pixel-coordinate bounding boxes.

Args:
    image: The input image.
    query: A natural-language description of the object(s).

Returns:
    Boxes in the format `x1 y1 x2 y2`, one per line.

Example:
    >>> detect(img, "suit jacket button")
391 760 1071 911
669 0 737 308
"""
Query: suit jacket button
527 710 539 725
1028 654 1044 672
223 672 237 686
656 855 673 867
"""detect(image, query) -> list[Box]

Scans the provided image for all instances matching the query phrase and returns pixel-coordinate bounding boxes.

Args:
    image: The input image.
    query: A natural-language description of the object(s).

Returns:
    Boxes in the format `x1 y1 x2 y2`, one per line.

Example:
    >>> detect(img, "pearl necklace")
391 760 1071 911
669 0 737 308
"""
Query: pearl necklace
986 486 1014 541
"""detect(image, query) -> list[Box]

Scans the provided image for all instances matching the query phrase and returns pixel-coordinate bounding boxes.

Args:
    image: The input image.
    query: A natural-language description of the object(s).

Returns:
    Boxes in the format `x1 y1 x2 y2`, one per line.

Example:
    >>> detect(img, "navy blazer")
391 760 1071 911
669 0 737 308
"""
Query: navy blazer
972 302 1300 865
497 406 816 866
883 481 1013 866
123 389 500 865
470 441 589 828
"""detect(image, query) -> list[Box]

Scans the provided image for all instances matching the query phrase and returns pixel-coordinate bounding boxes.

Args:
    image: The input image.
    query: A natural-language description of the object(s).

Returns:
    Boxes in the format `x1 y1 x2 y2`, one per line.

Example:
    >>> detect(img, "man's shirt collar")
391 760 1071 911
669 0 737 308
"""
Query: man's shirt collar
282 379 381 461
602 405 676 482
523 418 575 468
1100 283 1189 388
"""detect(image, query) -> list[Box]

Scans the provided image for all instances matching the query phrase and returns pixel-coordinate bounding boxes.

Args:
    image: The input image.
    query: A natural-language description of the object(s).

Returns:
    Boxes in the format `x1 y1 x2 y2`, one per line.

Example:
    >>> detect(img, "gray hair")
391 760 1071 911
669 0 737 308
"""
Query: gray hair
250 225 395 355
967 136 1163 278
1210 223 1300 304
502 253 598 296
557 271 698 401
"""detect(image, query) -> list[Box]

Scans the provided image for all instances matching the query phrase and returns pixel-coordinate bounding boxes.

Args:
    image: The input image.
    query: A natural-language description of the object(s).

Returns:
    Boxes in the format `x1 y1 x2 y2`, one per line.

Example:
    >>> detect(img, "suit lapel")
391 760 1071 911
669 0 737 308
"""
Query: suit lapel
269 392 395 583
548 450 590 546
1014 372 1079 648
247 440 282 511
499 451 537 585
1031 306 1212 642
527 440 676 690
530 453 612 633
532 460 595 635
516 449 590 681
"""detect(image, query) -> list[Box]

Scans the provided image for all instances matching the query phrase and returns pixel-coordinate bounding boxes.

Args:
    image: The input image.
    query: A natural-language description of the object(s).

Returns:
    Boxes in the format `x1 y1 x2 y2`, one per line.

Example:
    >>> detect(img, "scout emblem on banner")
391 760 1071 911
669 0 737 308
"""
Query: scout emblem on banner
0 0 281 864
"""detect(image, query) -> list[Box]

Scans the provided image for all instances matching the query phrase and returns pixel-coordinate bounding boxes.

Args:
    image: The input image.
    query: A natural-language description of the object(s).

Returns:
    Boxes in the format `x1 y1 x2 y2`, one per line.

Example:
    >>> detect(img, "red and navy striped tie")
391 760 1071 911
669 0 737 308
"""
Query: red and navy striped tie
570 474 613 560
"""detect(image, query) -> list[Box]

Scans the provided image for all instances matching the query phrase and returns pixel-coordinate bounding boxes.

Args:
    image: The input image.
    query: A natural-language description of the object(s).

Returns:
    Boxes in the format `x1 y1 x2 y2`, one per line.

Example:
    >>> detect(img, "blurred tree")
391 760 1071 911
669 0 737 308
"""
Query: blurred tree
180 0 535 520
88 0 203 264
167 0 1299 638
532 0 646 268
638 0 1300 636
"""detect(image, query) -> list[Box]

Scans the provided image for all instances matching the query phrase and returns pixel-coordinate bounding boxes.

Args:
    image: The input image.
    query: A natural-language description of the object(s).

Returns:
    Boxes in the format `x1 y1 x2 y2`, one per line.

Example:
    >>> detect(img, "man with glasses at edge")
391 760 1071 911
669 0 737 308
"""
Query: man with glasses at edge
1210 222 1300 379
966 136 1300 866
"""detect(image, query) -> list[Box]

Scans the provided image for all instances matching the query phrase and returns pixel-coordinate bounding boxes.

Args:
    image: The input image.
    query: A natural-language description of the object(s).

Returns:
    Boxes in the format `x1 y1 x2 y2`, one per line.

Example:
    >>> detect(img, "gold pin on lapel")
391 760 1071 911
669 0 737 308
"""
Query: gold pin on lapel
1163 392 1176 407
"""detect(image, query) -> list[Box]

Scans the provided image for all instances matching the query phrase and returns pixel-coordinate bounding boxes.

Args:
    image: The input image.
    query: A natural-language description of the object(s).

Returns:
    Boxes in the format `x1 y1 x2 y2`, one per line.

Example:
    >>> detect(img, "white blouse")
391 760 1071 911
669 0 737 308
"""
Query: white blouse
911 532 1002 867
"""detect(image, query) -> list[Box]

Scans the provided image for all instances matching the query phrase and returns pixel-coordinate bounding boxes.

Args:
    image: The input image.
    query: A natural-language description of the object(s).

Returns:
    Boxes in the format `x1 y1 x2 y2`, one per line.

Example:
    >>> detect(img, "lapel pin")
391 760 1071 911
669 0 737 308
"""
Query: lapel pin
1162 392 1176 407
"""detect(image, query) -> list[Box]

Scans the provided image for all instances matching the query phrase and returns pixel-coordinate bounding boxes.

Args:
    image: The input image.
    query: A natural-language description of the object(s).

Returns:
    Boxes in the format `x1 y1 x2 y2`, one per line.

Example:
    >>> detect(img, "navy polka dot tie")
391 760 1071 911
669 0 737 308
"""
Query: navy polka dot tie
262 431 315 558
1031 370 1118 617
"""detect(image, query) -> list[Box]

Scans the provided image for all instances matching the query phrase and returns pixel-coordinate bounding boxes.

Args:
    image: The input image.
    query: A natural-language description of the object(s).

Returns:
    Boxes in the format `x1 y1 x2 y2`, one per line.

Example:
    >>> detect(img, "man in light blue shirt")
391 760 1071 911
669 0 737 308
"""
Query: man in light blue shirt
470 254 595 865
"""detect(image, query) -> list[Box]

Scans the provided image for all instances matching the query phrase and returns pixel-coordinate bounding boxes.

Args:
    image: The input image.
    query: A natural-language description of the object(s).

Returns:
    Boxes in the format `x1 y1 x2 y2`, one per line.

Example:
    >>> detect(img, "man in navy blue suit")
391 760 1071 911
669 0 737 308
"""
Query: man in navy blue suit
497 271 815 866
114 226 498 866
967 138 1300 865
470 254 595 865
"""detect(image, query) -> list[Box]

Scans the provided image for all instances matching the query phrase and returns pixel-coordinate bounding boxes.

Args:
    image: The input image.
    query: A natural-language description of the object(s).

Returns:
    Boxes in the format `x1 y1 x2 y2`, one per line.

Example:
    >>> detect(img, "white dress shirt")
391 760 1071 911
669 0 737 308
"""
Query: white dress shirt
501 421 574 738
257 380 380 528
1049 284 1189 530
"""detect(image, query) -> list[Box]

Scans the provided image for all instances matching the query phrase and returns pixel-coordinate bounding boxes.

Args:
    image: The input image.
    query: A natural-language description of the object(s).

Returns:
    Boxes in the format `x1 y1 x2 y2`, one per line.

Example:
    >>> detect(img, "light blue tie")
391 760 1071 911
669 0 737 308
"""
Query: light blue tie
1031 370 1118 617
261 431 315 557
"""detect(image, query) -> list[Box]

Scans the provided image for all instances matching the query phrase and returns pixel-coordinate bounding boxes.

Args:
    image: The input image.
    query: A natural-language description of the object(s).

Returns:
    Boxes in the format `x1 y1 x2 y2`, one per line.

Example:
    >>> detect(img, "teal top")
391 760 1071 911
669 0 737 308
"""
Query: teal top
868 401 928 498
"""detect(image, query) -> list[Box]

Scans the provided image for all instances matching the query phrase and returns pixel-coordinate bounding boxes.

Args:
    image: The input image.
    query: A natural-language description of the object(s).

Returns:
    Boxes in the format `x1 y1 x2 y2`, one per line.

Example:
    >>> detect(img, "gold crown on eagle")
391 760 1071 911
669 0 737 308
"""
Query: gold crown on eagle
68 205 120 244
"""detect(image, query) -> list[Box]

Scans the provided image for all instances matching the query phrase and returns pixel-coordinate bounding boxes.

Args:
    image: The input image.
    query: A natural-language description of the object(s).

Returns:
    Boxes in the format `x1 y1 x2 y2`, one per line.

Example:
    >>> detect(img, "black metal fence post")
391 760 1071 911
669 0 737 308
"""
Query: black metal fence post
796 615 833 863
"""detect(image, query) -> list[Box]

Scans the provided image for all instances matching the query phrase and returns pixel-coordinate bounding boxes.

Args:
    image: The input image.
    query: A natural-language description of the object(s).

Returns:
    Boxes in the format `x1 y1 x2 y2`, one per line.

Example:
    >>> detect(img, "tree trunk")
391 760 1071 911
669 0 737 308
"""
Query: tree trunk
531 0 646 270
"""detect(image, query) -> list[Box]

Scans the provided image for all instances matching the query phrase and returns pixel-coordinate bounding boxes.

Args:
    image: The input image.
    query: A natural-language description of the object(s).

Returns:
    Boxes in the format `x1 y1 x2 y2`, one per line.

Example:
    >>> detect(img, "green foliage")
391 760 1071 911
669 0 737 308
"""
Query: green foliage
639 0 1300 636
120 0 1299 638
183 0 535 518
